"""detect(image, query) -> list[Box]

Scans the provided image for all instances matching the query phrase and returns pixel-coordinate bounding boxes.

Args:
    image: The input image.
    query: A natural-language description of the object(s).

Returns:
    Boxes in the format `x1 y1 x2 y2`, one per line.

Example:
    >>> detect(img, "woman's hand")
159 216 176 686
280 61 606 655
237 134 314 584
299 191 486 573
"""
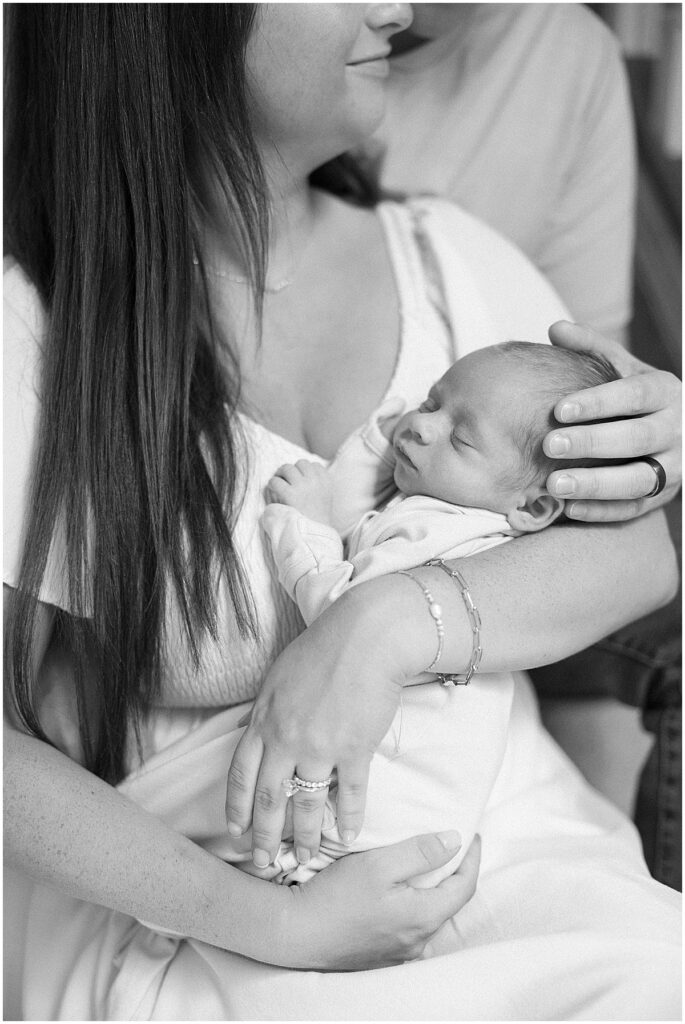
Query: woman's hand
544 321 681 521
271 833 480 970
225 582 428 868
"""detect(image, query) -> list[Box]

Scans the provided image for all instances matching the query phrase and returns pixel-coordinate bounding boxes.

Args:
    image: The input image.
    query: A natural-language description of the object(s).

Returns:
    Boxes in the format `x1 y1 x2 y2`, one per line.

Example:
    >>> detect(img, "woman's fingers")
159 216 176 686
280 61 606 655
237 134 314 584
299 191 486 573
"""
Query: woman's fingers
552 370 681 424
249 755 293 868
380 830 463 885
290 763 335 864
335 757 371 845
424 834 481 919
225 727 264 836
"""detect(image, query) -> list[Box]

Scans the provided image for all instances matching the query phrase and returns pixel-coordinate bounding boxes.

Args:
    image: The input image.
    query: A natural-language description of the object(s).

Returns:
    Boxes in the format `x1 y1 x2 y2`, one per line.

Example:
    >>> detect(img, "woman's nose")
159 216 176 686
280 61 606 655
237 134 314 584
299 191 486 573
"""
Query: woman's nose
365 3 413 36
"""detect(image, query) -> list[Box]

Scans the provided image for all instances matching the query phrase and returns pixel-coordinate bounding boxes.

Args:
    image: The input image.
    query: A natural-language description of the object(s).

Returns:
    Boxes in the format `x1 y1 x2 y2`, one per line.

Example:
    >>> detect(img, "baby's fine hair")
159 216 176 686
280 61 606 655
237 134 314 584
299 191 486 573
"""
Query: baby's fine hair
496 341 620 487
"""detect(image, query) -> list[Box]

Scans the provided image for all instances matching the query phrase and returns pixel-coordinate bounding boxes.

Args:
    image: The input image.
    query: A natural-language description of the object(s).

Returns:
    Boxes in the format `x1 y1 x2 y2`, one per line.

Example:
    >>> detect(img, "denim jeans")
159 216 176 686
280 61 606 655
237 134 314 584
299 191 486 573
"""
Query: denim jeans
530 595 682 891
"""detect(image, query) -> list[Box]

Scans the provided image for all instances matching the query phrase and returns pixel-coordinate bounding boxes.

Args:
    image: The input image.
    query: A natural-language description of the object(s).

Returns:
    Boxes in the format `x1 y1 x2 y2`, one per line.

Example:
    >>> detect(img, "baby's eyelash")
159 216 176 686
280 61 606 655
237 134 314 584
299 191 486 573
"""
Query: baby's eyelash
451 430 471 450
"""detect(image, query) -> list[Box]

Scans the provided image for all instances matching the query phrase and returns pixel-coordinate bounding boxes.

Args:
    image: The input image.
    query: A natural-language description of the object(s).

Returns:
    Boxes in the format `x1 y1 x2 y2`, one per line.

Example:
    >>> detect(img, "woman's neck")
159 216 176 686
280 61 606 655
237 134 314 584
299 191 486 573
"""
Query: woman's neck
205 155 320 285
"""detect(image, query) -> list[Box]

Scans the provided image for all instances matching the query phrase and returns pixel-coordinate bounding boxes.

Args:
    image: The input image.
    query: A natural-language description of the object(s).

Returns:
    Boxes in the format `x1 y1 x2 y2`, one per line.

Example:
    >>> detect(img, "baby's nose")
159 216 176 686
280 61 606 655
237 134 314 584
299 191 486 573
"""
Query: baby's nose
405 411 434 445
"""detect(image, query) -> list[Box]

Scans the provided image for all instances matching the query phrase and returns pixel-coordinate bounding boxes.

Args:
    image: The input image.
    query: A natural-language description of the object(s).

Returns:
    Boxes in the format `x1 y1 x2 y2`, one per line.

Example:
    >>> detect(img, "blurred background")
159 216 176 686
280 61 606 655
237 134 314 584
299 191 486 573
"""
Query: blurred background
591 3 681 378
592 0 681 887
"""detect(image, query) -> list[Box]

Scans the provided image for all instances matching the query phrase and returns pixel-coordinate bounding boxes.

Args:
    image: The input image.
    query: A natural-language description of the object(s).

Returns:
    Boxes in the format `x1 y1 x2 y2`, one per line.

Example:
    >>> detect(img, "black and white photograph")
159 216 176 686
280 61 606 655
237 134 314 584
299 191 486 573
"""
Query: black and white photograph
3 3 682 1020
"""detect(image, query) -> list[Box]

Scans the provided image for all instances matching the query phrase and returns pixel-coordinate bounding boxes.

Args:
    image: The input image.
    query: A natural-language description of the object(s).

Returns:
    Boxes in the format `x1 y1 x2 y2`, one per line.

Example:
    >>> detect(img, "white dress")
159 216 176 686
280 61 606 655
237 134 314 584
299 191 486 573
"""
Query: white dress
4 200 681 1021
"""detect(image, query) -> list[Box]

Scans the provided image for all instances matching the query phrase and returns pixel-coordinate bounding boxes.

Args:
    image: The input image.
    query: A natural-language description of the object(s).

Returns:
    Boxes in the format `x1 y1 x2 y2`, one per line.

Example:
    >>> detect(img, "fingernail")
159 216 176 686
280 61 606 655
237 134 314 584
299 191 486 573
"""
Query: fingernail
296 846 310 865
227 821 243 837
436 830 462 851
253 849 270 868
567 502 586 518
552 474 576 496
559 402 581 423
341 830 356 845
548 434 570 456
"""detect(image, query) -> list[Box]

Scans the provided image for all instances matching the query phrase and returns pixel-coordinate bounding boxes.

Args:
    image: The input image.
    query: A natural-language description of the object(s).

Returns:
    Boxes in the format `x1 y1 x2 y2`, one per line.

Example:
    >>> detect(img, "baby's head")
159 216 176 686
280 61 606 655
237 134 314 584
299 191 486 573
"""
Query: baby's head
392 342 619 532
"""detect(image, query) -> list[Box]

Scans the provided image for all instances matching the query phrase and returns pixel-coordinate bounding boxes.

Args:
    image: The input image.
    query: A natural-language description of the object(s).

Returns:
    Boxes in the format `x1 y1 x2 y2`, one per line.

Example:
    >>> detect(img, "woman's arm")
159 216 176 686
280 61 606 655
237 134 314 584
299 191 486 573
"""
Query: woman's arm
431 508 679 673
226 508 678 861
3 590 480 970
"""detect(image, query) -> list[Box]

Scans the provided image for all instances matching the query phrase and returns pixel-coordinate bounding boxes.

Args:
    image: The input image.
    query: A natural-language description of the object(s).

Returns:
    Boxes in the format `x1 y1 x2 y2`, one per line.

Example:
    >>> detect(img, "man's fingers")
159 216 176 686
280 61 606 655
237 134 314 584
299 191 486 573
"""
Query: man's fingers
553 371 681 424
547 458 672 503
335 759 371 845
562 496 682 522
225 728 263 835
548 320 639 375
544 411 672 462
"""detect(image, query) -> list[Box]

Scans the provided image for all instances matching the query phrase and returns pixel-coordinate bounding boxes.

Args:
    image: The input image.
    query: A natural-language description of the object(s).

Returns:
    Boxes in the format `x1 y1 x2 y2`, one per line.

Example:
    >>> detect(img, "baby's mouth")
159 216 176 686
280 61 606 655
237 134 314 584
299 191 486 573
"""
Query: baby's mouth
394 441 416 470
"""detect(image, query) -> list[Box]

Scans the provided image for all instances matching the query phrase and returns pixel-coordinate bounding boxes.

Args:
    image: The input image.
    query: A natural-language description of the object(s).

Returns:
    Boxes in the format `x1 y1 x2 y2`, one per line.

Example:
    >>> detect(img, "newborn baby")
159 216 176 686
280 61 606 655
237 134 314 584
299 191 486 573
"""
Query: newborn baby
262 341 619 627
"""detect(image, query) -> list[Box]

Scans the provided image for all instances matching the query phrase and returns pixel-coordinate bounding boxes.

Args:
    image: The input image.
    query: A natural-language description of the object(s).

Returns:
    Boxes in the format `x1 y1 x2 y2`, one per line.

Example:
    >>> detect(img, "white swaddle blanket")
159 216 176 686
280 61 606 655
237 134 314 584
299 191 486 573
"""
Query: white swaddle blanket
21 673 681 1021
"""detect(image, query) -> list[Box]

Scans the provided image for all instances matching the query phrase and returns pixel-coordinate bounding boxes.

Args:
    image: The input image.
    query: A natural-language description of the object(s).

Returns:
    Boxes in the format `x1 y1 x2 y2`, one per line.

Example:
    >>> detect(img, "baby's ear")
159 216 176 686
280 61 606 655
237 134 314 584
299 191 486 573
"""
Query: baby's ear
506 493 565 533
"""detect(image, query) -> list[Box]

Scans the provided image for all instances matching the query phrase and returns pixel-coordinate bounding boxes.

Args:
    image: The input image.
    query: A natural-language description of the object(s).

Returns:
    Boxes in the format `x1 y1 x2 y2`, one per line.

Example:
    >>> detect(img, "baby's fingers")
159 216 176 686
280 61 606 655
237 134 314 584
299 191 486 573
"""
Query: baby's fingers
267 476 292 503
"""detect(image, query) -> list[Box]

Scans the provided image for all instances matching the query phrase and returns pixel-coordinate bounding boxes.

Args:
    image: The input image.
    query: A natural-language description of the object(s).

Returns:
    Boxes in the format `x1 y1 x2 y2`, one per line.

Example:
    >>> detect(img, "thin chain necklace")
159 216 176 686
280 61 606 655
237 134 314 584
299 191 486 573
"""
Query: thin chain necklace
192 257 292 294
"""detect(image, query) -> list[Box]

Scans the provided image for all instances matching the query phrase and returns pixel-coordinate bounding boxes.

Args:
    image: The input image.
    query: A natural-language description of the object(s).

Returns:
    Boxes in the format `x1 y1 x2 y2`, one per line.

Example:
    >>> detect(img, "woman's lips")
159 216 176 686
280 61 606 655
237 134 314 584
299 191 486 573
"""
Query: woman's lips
346 53 391 77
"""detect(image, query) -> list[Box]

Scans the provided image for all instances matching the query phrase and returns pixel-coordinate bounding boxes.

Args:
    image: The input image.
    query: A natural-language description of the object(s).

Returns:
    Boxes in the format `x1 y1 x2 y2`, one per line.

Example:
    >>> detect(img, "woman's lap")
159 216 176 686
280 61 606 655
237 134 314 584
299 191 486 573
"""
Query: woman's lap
18 675 681 1020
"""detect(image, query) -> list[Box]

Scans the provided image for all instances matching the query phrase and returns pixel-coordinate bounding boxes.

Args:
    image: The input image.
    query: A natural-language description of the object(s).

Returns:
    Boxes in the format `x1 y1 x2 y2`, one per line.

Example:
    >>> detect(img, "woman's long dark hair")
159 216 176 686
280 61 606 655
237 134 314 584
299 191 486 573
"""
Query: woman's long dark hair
4 4 380 783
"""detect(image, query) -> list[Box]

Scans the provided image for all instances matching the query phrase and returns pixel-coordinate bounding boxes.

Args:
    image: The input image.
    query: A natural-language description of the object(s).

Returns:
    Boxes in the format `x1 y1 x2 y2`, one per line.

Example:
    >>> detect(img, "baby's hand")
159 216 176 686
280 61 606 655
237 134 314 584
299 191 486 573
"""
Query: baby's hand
267 460 334 525
378 407 403 443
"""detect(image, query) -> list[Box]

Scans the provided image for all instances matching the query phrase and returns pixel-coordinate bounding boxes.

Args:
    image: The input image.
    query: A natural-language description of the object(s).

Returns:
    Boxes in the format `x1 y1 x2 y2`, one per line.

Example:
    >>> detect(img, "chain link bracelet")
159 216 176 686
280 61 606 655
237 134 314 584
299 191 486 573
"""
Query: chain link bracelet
425 558 482 686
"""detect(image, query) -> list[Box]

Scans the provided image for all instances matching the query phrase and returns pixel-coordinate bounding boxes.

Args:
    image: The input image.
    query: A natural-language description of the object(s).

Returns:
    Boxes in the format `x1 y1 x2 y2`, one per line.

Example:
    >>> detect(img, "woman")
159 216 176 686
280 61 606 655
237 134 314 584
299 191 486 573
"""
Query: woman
4 5 681 1020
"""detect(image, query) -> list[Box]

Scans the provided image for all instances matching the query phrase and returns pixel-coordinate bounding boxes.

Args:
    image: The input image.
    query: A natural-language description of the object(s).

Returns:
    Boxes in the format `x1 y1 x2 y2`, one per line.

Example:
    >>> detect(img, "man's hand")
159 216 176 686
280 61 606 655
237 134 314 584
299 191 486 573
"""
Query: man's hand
545 321 681 521
267 460 335 525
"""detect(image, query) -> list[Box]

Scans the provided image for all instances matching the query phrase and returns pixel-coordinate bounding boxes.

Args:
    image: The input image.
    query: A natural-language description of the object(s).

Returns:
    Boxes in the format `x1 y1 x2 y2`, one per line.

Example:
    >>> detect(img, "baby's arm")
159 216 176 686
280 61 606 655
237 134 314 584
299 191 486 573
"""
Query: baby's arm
264 462 362 624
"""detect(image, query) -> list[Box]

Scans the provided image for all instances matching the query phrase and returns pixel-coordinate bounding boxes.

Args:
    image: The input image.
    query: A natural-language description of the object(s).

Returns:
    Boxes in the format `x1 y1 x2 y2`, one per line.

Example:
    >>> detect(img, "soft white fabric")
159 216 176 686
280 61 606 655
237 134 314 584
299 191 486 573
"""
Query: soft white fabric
21 679 681 1021
373 3 636 337
261 395 514 625
6 200 681 1020
263 491 512 626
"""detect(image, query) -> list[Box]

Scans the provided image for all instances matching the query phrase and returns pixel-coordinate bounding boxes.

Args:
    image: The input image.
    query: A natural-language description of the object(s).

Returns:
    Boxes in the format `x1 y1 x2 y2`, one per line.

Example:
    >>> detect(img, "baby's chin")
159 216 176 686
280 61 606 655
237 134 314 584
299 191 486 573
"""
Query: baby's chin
393 460 418 495
393 462 438 499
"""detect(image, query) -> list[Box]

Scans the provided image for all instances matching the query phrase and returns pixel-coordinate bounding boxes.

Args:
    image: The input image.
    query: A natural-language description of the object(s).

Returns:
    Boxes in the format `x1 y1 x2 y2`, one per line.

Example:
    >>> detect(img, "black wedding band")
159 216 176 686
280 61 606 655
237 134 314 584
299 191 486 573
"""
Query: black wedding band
642 456 667 498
